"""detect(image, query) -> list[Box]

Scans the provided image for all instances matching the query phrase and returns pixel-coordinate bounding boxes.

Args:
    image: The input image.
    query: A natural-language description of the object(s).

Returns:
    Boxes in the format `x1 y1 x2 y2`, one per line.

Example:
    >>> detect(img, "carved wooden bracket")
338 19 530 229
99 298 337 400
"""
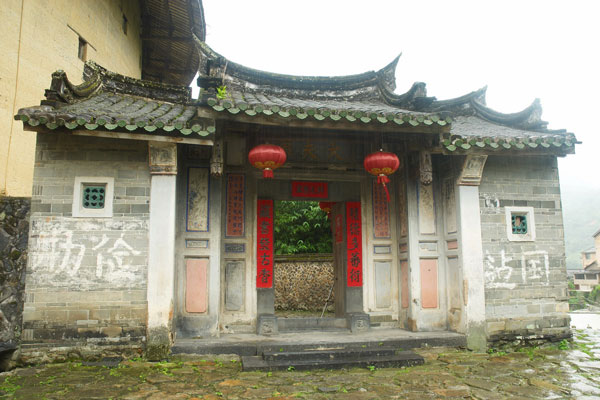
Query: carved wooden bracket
210 139 223 177
148 141 177 175
420 151 432 185
457 155 488 186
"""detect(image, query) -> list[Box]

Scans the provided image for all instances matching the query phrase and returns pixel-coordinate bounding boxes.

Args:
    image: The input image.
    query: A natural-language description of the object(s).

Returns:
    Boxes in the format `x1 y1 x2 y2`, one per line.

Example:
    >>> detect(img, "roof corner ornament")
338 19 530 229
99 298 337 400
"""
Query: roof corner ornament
419 151 433 185
210 139 224 177
457 155 488 186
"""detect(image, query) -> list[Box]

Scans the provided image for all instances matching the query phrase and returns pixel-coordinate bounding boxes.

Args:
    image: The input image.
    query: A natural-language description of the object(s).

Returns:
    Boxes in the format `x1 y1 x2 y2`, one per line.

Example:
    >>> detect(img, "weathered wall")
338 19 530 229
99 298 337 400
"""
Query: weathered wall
1 0 142 196
22 133 149 350
479 155 570 342
274 255 335 312
0 197 29 344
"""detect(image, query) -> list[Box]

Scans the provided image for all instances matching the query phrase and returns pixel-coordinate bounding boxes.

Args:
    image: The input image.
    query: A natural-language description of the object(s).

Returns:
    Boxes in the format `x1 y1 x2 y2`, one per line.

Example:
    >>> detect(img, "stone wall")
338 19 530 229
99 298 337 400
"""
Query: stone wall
0 197 29 344
274 254 335 312
479 155 570 343
22 133 149 351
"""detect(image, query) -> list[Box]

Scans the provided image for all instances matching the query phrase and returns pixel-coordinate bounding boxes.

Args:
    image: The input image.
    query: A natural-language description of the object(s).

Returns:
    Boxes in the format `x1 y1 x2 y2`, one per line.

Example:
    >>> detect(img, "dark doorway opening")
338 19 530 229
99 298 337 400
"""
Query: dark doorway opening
273 200 334 318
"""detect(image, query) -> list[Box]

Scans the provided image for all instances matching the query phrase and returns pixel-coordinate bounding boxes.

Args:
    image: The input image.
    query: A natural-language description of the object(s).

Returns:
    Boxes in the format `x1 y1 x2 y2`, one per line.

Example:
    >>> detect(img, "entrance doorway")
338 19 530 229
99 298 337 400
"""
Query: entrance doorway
273 200 334 318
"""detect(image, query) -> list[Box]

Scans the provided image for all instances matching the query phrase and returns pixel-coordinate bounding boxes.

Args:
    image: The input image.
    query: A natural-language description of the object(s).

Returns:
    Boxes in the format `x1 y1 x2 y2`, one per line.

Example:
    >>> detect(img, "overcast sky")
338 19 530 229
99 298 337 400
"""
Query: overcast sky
200 0 600 191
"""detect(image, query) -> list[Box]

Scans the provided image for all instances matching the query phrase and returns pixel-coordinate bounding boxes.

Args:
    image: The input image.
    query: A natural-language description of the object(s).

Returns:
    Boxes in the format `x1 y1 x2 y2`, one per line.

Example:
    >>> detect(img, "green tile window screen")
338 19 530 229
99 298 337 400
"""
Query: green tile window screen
82 185 106 209
511 214 527 234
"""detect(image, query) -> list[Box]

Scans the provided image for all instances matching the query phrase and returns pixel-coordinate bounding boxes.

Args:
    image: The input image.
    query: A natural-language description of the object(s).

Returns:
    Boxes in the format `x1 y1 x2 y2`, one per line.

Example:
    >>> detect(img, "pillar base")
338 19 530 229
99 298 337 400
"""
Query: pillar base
347 313 370 333
146 326 171 361
257 314 278 335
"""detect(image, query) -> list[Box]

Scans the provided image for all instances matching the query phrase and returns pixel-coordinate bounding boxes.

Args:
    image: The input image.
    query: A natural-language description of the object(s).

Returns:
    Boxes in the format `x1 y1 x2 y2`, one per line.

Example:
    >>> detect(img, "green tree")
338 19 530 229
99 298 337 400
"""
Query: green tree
274 201 332 255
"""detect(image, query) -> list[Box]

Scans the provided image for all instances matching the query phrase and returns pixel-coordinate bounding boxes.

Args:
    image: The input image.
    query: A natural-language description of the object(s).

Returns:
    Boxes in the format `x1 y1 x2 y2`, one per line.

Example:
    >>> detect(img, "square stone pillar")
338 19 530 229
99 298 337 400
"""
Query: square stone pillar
146 142 177 360
456 155 488 351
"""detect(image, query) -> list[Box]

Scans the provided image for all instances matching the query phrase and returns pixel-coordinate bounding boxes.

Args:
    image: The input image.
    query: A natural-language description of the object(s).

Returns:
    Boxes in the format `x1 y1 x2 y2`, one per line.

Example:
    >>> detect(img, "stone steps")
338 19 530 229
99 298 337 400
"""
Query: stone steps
241 346 424 371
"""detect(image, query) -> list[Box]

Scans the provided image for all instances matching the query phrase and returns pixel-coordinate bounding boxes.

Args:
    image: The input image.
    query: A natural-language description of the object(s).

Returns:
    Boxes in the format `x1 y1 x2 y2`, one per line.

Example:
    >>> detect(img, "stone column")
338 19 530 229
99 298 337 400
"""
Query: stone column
456 155 488 351
146 142 177 360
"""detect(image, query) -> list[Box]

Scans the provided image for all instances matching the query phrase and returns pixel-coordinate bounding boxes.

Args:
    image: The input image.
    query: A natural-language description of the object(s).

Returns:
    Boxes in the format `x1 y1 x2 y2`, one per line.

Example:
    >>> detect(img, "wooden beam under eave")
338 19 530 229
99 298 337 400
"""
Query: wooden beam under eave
25 126 213 146
196 108 450 135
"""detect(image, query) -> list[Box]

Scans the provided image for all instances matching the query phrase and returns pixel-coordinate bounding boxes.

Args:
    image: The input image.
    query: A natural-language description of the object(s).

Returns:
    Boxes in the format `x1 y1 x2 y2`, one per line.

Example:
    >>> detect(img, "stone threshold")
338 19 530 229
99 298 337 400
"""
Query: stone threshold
172 328 466 356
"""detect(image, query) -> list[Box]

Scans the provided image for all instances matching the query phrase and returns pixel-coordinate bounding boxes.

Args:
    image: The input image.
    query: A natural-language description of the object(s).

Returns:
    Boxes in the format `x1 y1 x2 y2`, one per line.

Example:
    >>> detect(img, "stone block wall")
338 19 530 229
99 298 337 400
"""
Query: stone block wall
479 155 570 343
0 197 30 344
274 254 335 312
22 133 150 349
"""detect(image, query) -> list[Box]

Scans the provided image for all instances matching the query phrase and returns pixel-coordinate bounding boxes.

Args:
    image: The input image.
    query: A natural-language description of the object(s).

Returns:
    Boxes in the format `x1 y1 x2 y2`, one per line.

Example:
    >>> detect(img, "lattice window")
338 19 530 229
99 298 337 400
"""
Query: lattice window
72 177 114 218
511 214 527 234
505 206 535 242
82 185 106 209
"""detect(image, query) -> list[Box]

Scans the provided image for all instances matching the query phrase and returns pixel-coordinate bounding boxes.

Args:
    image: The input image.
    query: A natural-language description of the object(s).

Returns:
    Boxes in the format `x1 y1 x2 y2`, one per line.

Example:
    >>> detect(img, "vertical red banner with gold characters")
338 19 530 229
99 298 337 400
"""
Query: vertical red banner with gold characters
226 174 245 237
346 202 363 287
256 199 274 288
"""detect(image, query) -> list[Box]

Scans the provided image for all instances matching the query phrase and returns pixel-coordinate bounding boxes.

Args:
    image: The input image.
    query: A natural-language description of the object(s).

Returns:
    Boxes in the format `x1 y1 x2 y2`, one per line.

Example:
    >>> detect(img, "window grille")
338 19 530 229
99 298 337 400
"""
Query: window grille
82 185 106 209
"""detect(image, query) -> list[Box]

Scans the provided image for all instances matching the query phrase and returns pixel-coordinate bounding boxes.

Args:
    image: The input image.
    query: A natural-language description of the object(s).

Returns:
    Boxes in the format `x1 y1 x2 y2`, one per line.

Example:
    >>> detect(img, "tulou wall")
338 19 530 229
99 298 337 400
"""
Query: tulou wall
20 133 150 361
1 0 142 196
479 155 570 343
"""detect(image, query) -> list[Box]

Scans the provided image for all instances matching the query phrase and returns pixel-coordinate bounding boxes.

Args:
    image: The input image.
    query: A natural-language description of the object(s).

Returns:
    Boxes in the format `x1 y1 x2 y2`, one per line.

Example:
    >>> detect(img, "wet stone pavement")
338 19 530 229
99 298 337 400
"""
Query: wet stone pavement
1 328 599 399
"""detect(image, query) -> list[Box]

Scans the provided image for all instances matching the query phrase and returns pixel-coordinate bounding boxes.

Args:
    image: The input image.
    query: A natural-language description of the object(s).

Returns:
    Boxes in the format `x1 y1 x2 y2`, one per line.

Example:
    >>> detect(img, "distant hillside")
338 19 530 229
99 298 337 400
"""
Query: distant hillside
561 185 600 269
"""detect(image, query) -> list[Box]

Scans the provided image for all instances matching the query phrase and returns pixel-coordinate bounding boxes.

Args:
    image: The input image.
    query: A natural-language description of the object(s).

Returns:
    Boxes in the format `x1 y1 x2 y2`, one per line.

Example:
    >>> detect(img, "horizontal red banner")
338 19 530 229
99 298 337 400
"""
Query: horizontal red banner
291 181 328 199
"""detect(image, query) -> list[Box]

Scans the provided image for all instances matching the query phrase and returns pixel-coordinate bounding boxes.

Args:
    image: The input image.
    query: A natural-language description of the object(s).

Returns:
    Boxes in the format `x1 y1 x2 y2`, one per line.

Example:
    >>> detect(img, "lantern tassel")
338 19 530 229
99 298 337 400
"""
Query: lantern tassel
378 175 391 202
263 168 274 179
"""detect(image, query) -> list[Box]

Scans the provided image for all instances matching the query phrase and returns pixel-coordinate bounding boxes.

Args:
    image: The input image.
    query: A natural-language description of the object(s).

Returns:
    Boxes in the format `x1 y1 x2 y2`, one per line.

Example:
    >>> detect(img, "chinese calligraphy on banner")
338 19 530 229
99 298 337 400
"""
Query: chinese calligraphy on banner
372 181 390 238
346 202 363 287
256 199 274 288
226 174 245 237
291 181 328 198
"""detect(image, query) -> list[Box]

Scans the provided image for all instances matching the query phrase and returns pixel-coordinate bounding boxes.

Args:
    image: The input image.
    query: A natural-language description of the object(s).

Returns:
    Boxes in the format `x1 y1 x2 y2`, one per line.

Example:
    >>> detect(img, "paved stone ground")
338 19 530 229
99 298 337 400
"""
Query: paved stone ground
1 328 599 399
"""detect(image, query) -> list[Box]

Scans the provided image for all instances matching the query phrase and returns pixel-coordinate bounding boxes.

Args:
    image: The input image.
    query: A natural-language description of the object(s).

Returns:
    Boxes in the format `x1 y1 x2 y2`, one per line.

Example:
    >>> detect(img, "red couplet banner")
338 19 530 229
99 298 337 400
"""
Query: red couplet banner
346 202 363 287
256 199 274 288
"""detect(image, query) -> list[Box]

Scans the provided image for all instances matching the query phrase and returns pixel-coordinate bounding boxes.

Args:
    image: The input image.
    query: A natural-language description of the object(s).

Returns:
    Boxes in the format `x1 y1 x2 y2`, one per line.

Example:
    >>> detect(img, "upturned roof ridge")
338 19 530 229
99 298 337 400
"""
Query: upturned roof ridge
41 61 192 108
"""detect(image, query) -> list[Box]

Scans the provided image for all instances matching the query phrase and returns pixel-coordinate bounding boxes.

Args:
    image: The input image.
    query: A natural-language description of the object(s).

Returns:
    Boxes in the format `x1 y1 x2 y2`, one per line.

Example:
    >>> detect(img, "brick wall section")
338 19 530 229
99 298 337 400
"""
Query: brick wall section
479 155 570 342
0 197 30 344
22 133 149 346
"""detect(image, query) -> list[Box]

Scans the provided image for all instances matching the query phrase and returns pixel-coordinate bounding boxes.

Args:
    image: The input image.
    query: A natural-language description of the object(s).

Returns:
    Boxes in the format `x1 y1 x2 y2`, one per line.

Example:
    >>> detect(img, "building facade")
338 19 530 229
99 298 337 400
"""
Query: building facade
15 40 577 358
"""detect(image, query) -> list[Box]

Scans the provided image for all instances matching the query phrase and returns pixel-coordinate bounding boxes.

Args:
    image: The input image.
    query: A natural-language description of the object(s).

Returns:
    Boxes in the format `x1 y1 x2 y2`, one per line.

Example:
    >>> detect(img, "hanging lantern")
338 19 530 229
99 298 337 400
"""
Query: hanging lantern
248 144 287 178
363 150 400 202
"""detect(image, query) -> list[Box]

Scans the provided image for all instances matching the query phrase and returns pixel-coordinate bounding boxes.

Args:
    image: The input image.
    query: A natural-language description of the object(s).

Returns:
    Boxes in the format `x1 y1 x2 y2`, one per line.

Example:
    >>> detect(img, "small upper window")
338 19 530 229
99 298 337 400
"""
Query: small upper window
511 214 527 235
122 14 128 35
78 37 87 61
505 206 535 242
82 185 106 209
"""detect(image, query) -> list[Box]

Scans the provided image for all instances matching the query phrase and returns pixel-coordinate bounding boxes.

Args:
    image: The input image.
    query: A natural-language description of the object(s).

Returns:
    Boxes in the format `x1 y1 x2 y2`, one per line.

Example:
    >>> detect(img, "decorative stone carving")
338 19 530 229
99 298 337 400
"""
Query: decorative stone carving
419 151 432 185
458 155 488 186
210 139 223 177
148 141 177 175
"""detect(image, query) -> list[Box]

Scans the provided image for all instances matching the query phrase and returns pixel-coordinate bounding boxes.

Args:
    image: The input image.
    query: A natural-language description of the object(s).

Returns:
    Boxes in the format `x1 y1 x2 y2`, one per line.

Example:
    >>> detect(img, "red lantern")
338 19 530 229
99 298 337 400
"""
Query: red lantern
248 144 287 178
363 150 400 202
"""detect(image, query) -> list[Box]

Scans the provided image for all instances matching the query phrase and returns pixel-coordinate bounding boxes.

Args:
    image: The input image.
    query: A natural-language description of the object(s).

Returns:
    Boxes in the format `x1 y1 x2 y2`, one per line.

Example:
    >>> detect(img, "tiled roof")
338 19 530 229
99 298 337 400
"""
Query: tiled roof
15 62 214 137
441 116 577 153
203 92 451 128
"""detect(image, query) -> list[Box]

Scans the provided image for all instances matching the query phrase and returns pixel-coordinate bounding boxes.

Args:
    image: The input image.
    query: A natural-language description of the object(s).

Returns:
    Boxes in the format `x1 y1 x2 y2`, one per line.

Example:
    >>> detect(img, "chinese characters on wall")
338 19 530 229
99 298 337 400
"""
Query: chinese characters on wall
372 181 390 238
226 174 245 237
346 202 363 287
291 181 328 198
256 199 274 288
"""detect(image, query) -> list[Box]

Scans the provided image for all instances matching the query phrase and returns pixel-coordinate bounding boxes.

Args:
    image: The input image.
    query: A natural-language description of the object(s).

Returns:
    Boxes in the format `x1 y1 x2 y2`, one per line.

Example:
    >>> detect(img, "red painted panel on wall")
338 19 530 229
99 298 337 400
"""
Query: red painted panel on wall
186 258 208 313
420 259 438 309
226 174 245 237
401 260 409 309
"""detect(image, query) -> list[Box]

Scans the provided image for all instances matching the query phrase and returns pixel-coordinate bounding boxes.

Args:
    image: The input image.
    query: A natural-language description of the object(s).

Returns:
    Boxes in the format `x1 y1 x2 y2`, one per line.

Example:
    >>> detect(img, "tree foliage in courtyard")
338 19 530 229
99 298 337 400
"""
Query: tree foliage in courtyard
274 201 332 255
